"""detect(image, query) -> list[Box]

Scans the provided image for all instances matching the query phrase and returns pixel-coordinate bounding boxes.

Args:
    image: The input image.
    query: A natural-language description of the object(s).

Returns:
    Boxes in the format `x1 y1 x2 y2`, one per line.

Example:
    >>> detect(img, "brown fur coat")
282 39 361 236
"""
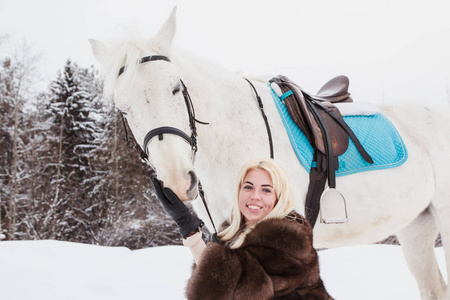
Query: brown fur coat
186 212 333 299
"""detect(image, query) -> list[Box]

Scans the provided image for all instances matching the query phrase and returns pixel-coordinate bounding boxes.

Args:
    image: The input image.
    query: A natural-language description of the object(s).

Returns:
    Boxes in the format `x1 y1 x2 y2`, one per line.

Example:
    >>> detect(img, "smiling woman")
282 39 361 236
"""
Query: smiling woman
238 168 277 225
218 158 297 248
152 158 333 299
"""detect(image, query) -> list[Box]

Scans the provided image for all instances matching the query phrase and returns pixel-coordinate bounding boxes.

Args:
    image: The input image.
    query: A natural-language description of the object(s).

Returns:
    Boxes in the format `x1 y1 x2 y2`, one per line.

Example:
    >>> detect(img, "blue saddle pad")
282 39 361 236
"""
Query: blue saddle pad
269 86 408 176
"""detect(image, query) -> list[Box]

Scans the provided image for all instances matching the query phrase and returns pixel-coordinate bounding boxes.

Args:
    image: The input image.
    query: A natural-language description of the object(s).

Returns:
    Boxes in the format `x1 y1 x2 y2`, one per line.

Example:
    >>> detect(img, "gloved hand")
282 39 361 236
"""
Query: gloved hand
151 176 204 239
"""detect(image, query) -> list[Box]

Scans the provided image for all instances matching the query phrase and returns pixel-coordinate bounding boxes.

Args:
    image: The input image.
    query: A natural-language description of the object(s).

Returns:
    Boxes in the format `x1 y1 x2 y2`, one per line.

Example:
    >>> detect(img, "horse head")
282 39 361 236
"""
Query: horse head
89 7 199 201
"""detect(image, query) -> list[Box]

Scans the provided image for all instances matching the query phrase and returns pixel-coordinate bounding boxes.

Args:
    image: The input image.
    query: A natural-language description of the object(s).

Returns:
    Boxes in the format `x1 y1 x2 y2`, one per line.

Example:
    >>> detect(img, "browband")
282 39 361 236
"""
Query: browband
118 55 171 76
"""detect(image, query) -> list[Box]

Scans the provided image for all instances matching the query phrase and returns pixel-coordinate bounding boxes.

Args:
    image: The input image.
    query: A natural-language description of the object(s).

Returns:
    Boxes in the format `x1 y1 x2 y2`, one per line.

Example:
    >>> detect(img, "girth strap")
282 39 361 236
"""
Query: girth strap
306 100 337 188
305 163 327 228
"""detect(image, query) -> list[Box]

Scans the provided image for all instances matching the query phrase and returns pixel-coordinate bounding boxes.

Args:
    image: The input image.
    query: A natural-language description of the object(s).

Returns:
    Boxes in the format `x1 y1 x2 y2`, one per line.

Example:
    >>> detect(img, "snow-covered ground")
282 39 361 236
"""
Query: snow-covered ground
0 240 446 299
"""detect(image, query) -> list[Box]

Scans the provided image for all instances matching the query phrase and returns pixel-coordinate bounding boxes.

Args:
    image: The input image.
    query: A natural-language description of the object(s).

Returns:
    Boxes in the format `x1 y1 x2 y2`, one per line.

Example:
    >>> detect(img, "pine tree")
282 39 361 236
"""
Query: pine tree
17 94 52 239
1 48 181 247
40 59 103 240
0 56 31 240
0 37 42 240
0 57 16 239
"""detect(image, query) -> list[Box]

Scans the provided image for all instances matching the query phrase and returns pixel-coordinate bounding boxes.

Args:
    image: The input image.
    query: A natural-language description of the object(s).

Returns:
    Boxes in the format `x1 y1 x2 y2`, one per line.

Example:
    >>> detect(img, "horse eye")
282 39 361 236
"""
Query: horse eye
172 83 181 95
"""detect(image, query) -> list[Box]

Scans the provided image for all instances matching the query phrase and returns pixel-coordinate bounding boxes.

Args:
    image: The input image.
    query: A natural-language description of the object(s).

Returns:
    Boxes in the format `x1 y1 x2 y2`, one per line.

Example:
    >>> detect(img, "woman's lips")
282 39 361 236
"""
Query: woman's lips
247 204 262 211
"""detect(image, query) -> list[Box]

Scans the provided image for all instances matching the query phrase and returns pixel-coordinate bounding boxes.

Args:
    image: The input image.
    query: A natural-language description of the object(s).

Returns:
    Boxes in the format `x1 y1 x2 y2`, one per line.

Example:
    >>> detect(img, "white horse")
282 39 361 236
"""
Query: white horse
90 7 449 300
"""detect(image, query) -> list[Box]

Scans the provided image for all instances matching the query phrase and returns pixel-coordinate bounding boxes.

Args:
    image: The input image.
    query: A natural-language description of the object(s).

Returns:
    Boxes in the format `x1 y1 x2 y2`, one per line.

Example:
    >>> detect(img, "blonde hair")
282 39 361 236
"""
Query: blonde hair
218 158 296 248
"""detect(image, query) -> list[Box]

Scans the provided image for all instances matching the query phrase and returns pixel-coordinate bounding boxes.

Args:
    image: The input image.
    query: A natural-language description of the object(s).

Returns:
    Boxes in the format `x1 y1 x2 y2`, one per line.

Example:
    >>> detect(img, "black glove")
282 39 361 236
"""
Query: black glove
151 176 203 238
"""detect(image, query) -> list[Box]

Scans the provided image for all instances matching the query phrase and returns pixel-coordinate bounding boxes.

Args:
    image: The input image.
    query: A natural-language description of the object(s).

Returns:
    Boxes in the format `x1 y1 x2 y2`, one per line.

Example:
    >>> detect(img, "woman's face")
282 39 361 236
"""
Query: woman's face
238 168 277 225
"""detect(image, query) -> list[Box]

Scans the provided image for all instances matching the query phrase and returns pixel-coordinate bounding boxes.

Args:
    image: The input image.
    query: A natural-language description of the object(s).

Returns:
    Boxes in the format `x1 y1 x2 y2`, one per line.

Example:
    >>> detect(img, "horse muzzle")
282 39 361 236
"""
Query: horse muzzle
185 170 199 200
155 170 199 202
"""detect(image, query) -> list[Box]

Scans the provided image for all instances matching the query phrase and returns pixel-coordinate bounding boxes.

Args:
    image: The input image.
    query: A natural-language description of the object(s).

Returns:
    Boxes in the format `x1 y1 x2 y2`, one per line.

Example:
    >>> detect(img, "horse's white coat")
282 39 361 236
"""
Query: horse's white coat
90 7 450 300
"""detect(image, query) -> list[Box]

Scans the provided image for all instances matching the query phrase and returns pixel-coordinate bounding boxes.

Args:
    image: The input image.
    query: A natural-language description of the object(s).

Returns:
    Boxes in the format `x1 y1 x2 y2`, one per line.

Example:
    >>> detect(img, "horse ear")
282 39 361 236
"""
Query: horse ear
89 39 108 64
152 6 177 54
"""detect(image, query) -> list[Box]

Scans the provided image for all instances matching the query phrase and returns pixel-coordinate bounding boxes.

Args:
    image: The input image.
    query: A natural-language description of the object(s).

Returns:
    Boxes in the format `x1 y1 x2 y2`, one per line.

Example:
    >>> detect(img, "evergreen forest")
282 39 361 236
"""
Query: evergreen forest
0 38 181 249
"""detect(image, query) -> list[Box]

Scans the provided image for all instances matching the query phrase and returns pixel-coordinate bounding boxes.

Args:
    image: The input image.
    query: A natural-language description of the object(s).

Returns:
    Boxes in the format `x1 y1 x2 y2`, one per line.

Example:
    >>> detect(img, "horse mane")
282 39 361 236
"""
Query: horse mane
99 30 158 98
97 29 248 101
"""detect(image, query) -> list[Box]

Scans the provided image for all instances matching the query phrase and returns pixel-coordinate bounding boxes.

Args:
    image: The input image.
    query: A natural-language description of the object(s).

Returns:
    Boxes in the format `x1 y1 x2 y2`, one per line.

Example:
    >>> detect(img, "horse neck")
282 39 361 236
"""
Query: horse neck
172 49 251 114
171 47 272 161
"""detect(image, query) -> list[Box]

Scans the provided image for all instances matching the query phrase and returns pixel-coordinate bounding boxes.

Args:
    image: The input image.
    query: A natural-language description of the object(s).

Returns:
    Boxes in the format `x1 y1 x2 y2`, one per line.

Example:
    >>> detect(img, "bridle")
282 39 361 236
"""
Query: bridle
118 55 207 166
117 55 218 232
117 54 274 235
143 79 208 166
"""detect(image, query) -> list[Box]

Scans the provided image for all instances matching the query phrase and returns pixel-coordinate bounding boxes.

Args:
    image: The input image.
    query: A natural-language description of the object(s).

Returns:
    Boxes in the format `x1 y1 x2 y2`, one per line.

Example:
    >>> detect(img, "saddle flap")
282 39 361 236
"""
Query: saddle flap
314 103 349 156
283 90 312 141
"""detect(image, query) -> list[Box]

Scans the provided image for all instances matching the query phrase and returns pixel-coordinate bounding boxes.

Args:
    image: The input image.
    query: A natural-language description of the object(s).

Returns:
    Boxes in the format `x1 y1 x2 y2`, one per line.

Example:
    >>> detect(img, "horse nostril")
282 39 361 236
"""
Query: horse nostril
187 170 198 193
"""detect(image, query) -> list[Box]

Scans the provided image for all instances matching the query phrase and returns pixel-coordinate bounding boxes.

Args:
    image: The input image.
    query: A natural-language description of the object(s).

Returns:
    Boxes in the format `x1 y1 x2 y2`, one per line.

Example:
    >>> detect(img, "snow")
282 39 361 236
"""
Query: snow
0 240 446 299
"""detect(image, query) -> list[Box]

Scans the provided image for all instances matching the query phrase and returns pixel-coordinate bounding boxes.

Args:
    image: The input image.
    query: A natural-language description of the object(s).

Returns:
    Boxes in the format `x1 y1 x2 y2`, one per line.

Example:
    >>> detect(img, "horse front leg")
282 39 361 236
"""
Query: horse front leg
396 206 446 300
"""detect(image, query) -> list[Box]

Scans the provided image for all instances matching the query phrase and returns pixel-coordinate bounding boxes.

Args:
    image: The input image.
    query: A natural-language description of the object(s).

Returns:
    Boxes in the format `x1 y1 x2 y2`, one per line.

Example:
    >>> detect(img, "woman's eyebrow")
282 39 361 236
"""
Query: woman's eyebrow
243 181 273 188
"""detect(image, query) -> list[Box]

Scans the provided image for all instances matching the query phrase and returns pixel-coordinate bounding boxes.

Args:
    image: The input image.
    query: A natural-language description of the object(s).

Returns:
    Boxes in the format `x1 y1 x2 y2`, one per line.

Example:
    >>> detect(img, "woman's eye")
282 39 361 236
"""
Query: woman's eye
263 188 272 194
243 185 252 190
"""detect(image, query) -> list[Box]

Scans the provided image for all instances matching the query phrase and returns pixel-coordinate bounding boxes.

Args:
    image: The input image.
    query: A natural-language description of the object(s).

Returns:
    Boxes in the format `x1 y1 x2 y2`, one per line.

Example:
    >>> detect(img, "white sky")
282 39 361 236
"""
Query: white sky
1 0 449 103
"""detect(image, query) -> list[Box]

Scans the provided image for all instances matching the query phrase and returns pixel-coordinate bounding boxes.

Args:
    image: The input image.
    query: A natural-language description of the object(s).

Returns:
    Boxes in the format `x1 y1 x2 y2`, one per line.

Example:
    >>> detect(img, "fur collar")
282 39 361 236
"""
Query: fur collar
186 211 333 299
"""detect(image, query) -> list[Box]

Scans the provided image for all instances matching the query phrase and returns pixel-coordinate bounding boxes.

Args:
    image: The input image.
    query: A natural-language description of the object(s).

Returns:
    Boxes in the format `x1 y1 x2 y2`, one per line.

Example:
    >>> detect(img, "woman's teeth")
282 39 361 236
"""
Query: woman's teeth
248 205 261 210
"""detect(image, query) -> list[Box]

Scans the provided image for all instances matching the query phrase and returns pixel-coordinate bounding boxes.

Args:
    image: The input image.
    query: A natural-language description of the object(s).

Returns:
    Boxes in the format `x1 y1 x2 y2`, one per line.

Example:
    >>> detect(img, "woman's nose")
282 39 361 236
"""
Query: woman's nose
251 189 261 199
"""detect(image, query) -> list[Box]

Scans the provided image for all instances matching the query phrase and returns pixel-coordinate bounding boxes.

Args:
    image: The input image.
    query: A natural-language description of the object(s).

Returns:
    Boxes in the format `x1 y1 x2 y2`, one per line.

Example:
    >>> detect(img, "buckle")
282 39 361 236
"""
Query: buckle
319 187 349 224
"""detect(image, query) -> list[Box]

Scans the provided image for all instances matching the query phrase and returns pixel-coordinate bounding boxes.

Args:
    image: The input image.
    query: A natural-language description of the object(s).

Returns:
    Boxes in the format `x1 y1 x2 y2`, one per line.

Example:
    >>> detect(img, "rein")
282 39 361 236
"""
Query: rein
117 56 273 236
244 78 274 159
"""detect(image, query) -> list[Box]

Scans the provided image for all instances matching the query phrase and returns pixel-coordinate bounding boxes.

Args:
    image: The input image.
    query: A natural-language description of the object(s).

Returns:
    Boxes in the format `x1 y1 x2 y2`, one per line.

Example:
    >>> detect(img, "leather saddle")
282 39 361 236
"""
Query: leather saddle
271 75 355 158
269 75 373 227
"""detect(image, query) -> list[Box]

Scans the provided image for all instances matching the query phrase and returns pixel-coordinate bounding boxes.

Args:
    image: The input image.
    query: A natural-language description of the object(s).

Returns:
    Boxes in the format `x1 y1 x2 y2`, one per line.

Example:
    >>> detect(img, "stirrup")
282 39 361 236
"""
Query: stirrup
319 187 349 224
